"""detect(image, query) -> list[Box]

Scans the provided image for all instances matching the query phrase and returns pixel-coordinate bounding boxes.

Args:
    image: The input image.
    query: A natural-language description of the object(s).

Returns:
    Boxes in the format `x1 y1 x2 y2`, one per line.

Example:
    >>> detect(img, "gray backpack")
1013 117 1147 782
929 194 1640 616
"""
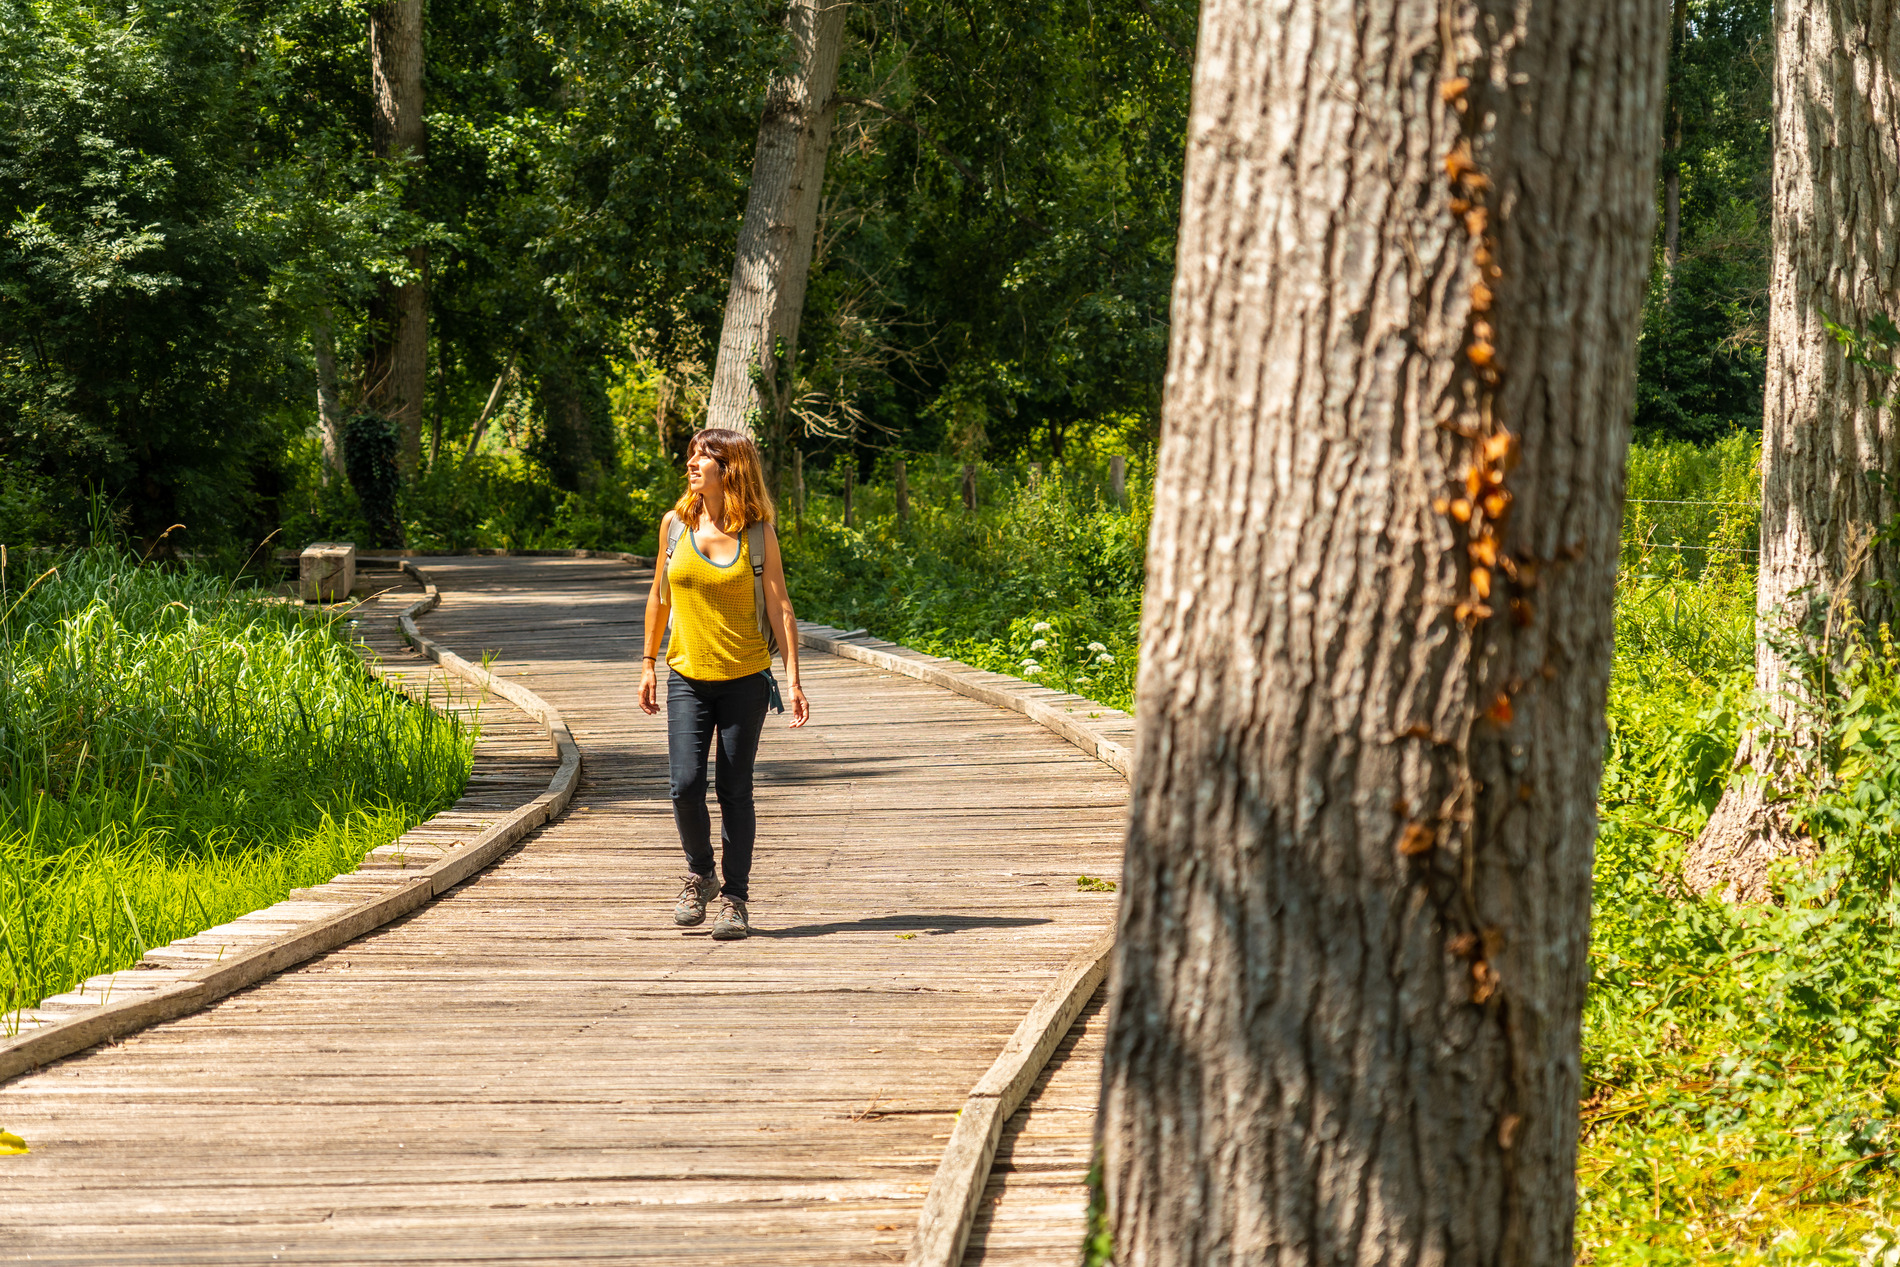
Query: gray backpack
662 517 779 660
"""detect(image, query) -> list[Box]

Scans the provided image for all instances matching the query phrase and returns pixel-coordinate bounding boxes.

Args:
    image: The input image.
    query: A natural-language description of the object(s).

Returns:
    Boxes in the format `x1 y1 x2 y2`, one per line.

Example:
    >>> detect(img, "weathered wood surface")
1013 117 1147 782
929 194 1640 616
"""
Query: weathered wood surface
0 556 1124 1263
962 983 1109 1266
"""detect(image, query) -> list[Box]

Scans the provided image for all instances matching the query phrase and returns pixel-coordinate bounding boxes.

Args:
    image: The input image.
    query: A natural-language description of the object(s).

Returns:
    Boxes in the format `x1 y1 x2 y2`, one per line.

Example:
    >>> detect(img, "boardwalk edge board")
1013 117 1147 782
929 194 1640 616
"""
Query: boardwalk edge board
0 565 578 1084
794 621 1136 778
910 929 1118 1267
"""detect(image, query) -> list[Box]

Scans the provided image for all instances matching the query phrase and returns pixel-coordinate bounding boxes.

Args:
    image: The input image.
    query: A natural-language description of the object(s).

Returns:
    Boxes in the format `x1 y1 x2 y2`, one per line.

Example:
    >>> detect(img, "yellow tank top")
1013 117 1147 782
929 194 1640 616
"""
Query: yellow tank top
665 525 772 682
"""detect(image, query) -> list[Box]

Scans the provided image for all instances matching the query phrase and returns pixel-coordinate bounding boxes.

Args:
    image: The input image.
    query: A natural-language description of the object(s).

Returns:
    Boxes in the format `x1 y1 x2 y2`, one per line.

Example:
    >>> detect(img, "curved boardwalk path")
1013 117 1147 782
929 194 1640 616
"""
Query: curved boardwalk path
0 556 1125 1265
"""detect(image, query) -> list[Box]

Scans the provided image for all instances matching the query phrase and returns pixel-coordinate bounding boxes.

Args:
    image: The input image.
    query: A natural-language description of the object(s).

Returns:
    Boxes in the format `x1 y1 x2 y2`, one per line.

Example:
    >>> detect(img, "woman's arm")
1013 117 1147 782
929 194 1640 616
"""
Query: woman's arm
760 523 809 728
639 513 674 716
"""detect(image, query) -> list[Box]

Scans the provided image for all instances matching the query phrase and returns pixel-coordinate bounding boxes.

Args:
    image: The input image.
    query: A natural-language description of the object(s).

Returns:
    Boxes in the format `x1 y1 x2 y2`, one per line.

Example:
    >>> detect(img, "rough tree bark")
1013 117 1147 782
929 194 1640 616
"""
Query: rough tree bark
1684 0 1900 901
705 0 849 490
366 0 427 471
1093 0 1666 1260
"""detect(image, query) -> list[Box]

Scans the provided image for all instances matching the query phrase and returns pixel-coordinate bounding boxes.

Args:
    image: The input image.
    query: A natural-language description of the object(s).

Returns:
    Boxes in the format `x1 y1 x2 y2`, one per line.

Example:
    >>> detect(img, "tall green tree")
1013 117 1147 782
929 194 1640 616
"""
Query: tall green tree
1634 0 1773 443
0 0 296 543
788 0 1194 465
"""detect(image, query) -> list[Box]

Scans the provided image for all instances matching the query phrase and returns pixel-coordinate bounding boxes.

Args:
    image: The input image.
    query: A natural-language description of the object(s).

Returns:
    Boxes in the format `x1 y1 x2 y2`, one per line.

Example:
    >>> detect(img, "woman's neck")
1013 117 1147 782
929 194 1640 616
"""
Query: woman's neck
699 490 727 531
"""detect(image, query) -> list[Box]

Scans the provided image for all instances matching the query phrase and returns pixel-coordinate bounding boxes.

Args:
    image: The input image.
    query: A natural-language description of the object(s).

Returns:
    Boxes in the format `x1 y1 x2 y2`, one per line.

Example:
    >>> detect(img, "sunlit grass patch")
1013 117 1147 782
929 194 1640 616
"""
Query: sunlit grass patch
0 544 472 1022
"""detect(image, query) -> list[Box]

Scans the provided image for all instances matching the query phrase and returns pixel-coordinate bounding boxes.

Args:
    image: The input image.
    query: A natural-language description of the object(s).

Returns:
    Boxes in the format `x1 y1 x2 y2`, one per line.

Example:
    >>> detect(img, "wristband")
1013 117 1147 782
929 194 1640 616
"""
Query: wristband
642 655 657 662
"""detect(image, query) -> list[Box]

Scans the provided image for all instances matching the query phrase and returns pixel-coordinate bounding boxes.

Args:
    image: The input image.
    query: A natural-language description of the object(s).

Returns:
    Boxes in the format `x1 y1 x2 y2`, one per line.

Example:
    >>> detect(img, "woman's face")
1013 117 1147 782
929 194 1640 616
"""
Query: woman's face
686 448 726 499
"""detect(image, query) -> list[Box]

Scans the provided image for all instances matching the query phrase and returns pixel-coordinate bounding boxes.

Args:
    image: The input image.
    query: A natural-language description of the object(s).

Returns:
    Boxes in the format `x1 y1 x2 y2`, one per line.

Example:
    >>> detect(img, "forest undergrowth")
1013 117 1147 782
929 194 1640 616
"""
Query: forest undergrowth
0 543 473 1027
786 432 1900 1264
781 452 1150 713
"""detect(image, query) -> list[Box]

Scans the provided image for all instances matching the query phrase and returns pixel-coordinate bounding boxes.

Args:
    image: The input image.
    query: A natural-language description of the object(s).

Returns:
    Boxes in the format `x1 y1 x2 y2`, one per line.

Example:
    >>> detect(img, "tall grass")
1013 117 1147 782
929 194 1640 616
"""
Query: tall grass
0 545 472 1023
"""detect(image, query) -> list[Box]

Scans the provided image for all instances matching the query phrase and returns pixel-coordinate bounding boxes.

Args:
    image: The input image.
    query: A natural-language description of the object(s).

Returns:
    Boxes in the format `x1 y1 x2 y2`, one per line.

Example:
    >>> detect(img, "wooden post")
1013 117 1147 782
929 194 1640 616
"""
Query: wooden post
1028 462 1042 485
843 461 855 528
299 542 356 603
962 463 976 512
1111 454 1127 507
794 449 805 535
895 459 910 524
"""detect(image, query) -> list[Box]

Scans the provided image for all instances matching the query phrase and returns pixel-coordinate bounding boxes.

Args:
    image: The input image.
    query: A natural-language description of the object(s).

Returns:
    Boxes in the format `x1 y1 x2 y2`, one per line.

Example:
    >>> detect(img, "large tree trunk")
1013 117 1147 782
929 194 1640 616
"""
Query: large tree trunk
705 0 848 491
1093 0 1666 1260
1684 0 1900 902
366 0 427 472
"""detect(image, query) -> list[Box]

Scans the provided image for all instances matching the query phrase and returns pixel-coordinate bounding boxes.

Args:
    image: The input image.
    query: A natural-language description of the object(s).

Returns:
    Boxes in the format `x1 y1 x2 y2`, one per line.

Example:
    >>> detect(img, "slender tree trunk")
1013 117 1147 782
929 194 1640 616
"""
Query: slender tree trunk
1664 150 1682 273
461 353 516 464
793 448 805 533
655 370 676 453
312 309 345 484
705 0 849 493
1664 0 1688 278
536 355 614 493
1093 0 1666 1259
1684 0 1900 901
366 0 427 472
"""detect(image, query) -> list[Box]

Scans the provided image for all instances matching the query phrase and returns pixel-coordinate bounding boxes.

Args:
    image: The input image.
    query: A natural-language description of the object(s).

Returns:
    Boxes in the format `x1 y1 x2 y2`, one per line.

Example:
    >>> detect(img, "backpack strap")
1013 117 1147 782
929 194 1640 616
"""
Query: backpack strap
660 516 686 605
746 521 779 661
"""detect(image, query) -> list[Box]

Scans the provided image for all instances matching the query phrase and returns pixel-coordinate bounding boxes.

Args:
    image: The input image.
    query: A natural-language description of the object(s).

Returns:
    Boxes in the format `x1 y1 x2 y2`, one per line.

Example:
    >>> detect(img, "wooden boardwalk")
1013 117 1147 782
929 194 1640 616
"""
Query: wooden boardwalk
0 556 1124 1264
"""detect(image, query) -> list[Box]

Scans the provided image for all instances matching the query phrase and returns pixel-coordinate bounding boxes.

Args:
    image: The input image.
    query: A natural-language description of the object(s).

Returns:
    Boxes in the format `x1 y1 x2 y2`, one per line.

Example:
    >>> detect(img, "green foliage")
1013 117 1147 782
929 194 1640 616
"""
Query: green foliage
1621 430 1761 582
342 410 403 548
1636 202 1771 443
0 544 471 1019
284 397 682 553
0 0 300 543
1635 0 1773 443
1584 439 1900 1263
781 453 1148 711
790 0 1193 461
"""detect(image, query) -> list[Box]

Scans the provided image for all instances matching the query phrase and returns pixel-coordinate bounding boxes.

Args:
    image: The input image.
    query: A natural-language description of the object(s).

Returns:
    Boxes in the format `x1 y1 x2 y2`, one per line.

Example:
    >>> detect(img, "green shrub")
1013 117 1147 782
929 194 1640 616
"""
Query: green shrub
781 454 1149 711
342 411 404 548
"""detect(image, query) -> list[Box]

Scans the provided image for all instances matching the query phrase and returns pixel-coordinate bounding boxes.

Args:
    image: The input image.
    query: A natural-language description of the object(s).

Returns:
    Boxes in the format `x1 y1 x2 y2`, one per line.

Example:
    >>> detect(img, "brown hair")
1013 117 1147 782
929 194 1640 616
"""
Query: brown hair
672 428 776 533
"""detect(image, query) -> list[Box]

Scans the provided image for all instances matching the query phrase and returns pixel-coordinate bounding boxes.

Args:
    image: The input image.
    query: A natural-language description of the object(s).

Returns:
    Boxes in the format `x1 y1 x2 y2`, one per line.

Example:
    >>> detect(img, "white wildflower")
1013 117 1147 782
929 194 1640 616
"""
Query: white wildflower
1021 664 1042 677
1096 653 1115 665
1031 621 1053 633
1086 641 1107 654
1030 638 1048 651
1020 658 1042 670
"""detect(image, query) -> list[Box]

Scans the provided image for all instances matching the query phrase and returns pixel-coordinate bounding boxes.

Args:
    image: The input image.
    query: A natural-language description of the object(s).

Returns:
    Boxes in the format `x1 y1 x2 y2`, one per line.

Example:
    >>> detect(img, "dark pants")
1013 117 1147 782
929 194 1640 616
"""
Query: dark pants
666 670 770 901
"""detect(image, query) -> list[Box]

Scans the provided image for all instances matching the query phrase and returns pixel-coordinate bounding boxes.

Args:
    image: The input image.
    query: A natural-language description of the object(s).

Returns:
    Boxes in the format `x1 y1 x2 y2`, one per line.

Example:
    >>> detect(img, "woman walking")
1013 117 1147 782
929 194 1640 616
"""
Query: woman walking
639 428 809 941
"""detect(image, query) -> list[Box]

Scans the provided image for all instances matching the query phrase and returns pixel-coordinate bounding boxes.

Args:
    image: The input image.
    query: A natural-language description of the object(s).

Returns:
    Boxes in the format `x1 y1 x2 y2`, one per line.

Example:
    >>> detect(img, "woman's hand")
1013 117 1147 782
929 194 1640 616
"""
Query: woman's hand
789 682 810 729
639 661 660 715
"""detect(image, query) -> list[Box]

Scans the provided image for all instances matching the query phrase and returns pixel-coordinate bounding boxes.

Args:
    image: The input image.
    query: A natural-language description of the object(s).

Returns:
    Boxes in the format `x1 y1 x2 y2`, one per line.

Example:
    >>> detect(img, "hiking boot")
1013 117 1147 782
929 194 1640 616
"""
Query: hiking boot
711 896 750 941
674 872 719 926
